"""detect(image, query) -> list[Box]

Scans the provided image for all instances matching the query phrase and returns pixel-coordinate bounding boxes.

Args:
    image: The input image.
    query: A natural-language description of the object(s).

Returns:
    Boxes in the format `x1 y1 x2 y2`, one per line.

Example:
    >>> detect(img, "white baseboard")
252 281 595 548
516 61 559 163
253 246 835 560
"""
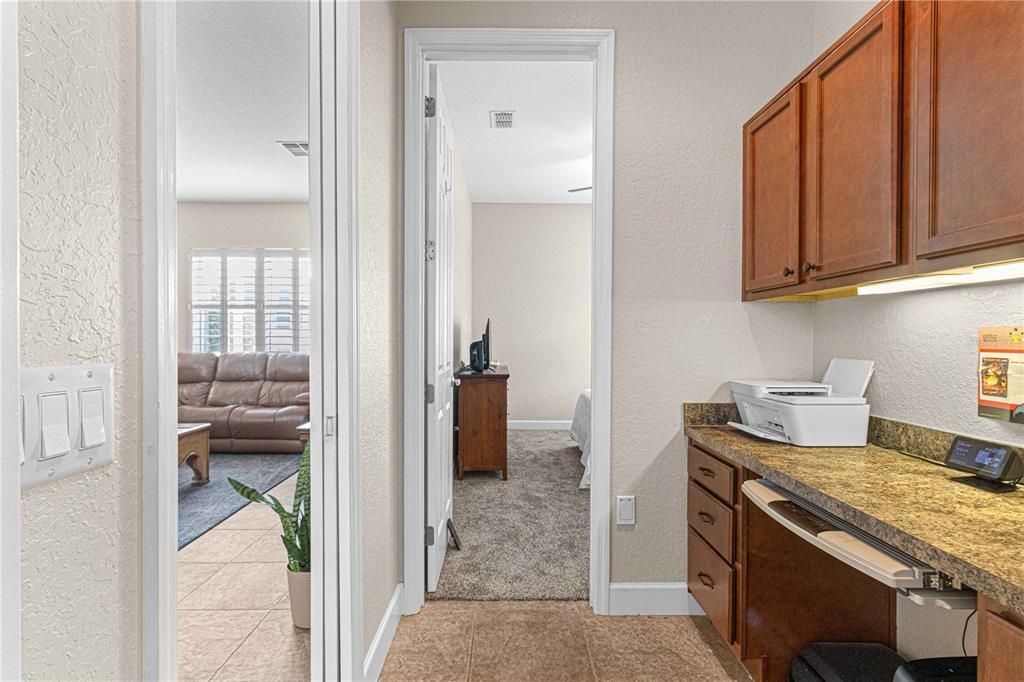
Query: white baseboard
363 583 403 681
507 419 572 431
608 582 705 616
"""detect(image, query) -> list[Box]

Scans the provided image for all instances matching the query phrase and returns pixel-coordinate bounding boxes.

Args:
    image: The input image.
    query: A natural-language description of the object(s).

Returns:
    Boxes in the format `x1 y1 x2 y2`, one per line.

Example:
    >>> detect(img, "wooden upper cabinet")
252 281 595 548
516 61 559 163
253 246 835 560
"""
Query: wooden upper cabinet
805 1 901 280
912 1 1024 259
743 85 801 293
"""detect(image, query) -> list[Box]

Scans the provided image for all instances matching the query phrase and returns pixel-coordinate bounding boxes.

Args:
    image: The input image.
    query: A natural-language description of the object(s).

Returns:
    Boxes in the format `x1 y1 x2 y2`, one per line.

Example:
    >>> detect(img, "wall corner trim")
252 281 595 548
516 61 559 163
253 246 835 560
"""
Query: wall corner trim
608 582 704 616
507 419 572 431
363 583 404 682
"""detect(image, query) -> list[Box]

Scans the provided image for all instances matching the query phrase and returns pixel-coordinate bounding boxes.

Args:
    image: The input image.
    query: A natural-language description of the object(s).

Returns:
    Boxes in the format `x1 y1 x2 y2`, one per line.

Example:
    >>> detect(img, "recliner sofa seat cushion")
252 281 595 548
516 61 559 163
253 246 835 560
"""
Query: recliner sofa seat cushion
229 405 308 440
178 405 236 439
259 381 310 407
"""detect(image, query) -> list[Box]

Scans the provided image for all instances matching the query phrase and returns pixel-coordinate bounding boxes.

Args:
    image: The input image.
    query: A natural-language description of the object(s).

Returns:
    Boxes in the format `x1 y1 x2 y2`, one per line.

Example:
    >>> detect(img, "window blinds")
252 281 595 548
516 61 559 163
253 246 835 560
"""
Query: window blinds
188 248 311 353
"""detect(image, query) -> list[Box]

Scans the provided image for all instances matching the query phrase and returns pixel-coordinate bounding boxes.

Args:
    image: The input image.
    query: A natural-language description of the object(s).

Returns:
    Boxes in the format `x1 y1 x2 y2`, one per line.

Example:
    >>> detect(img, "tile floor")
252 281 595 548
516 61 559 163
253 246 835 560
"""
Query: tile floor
177 477 748 682
177 474 310 682
380 600 751 682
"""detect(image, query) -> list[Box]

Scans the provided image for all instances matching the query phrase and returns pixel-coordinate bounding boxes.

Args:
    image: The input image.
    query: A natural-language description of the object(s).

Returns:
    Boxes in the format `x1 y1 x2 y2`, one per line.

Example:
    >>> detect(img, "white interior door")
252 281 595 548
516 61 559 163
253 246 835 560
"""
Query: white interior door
424 64 455 592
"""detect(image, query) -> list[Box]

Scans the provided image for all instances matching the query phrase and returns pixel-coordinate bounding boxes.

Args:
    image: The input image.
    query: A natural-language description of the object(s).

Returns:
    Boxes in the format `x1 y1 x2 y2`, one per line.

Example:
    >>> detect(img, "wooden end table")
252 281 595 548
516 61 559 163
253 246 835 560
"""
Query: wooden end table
178 423 211 485
297 421 310 445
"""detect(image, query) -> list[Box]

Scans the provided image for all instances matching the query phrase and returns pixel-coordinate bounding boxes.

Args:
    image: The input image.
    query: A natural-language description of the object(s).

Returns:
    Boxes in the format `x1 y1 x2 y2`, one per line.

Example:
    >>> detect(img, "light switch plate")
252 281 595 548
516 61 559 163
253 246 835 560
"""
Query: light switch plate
20 364 114 489
616 495 636 525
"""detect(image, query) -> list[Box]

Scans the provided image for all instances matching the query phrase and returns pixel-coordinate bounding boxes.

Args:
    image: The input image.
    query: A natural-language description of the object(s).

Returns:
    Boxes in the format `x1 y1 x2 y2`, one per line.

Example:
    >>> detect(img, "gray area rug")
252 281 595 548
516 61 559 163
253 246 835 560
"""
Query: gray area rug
178 453 300 549
431 430 589 600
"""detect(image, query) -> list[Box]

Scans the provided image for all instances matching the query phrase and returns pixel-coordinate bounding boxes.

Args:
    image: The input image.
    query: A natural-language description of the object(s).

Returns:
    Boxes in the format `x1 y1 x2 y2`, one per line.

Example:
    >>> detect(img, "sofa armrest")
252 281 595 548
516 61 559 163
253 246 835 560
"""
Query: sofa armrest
294 392 310 405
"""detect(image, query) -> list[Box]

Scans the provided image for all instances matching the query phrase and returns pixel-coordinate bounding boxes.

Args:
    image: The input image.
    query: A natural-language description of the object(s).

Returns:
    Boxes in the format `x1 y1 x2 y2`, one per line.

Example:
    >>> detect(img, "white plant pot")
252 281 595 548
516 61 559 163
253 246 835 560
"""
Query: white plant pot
287 568 311 630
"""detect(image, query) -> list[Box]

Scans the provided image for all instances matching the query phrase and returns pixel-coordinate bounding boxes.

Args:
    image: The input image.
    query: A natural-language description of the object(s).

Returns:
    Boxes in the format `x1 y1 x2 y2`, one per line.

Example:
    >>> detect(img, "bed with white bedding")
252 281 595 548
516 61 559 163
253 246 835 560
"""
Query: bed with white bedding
569 389 592 489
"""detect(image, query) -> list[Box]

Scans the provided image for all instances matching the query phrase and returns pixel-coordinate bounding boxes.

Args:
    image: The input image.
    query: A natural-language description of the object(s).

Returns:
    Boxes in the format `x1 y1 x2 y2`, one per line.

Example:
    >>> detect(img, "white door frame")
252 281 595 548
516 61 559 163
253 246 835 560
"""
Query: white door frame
0 1 21 678
402 28 615 616
139 2 363 680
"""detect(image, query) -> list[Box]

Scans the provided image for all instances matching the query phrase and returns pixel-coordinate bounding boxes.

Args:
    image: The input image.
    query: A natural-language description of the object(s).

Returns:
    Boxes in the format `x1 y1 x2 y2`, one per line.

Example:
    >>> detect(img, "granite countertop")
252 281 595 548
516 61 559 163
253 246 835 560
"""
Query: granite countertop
686 425 1024 612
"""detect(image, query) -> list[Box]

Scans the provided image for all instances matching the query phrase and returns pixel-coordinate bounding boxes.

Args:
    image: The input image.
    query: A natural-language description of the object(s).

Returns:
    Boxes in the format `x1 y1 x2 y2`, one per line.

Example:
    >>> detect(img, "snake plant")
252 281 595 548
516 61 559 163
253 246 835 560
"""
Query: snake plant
229 444 311 572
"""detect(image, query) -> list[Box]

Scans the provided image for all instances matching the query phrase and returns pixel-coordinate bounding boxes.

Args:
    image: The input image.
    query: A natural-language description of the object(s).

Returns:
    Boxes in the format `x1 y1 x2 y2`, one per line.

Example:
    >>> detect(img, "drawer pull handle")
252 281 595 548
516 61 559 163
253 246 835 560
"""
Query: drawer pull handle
697 466 716 478
697 511 715 525
697 572 715 589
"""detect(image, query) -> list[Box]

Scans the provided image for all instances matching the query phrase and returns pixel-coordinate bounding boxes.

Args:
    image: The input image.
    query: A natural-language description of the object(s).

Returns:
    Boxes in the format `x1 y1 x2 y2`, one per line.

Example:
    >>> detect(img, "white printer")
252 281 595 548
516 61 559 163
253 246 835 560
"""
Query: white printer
728 358 875 447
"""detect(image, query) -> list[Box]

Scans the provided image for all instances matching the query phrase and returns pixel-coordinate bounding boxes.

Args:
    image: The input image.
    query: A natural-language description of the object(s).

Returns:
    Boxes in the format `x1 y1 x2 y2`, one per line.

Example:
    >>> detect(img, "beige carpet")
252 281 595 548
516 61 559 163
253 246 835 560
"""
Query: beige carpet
431 430 590 600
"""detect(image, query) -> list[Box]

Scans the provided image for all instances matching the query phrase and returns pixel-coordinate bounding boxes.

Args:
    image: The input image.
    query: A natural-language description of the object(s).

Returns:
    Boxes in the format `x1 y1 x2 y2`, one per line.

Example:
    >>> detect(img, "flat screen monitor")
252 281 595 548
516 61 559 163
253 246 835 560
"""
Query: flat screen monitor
483 319 491 368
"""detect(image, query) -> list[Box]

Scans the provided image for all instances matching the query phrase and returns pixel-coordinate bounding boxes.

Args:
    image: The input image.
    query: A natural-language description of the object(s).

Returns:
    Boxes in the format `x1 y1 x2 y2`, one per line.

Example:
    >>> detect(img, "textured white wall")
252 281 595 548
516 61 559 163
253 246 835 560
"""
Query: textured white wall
359 0 403 655
471 203 592 421
813 282 1024 448
399 1 818 582
176 202 309 349
452 146 473 367
813 0 876 53
18 2 142 678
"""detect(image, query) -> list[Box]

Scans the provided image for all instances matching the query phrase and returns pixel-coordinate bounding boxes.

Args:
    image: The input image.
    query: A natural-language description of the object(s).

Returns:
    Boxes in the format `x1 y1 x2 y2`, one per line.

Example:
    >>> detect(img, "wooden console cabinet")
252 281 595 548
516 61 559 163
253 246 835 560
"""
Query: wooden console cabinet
454 365 509 480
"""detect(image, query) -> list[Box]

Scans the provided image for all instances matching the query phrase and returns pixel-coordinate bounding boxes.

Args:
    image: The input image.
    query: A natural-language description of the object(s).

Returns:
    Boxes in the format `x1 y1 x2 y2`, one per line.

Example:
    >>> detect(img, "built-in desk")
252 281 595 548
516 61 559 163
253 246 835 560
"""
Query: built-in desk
686 425 1024 681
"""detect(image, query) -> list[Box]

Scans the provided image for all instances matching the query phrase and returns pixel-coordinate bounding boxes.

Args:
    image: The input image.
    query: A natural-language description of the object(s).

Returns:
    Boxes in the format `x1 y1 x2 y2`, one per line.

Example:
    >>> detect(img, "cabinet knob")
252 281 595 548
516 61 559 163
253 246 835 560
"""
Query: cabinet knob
697 572 715 589
697 466 716 478
782 267 794 277
802 261 818 272
697 511 715 525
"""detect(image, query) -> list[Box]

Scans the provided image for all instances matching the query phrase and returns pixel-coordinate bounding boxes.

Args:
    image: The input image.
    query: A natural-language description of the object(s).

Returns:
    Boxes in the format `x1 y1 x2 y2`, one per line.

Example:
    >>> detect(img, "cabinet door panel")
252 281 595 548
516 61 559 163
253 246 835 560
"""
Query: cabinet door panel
913 1 1024 258
978 595 1024 682
743 86 801 293
806 1 900 279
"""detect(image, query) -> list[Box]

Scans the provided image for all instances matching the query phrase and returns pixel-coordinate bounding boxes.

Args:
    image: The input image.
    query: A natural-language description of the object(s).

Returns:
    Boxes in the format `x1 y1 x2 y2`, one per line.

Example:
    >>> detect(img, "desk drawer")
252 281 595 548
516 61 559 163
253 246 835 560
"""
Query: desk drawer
688 527 734 643
688 444 736 504
688 480 734 563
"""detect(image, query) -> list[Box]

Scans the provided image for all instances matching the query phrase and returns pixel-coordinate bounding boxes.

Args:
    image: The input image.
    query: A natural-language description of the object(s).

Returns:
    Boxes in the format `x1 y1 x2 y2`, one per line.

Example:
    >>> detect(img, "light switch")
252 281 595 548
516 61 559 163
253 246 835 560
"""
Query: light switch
78 387 106 449
616 495 636 525
20 363 114 489
39 391 71 460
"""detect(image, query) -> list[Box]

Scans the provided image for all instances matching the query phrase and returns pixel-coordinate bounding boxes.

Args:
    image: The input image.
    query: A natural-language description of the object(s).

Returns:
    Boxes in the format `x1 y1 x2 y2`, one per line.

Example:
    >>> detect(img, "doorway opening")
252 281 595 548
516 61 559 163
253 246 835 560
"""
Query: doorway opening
424 60 595 600
173 2 313 679
402 29 614 616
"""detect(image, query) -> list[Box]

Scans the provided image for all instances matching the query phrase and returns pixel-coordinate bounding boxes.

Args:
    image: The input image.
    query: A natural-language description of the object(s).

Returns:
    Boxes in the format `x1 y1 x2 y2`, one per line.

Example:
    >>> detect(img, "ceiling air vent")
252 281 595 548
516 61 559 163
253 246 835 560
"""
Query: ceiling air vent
489 110 515 129
277 140 309 157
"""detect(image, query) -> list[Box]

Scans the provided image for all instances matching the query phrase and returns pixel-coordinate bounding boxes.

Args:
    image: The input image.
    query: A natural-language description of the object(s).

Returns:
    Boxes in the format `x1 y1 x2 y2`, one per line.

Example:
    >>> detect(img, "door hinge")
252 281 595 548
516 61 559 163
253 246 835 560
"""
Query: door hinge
424 240 436 262
426 383 435 404
425 96 436 118
425 525 435 546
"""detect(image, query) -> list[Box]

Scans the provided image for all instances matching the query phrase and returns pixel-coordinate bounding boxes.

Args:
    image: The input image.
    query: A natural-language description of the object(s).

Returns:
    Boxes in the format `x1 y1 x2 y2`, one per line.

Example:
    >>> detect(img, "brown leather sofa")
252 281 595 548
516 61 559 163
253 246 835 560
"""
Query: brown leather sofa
178 352 310 454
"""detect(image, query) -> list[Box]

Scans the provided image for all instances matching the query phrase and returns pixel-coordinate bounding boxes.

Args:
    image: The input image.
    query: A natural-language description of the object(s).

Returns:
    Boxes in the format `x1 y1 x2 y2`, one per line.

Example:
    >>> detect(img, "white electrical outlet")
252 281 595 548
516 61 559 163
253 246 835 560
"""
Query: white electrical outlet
616 495 636 525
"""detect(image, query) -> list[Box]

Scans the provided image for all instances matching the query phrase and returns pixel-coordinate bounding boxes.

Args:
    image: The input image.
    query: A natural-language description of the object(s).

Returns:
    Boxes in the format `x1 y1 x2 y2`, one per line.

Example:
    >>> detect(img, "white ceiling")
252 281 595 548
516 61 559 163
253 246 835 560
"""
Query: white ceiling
176 1 308 202
438 61 594 204
176 10 591 205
